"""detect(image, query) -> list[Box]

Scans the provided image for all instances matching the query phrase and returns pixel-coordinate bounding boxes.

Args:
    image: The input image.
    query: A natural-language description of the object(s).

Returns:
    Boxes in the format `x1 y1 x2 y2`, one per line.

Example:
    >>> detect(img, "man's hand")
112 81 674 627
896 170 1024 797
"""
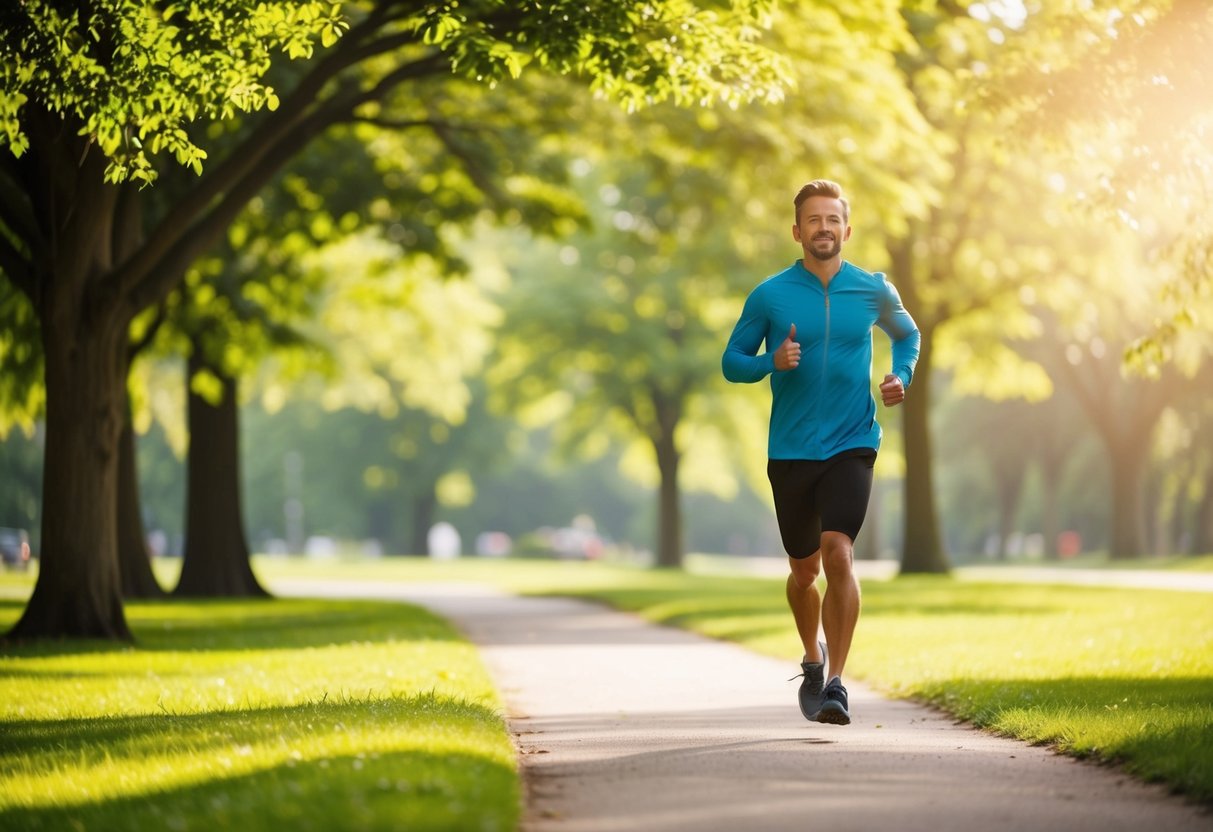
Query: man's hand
774 324 800 371
880 374 905 407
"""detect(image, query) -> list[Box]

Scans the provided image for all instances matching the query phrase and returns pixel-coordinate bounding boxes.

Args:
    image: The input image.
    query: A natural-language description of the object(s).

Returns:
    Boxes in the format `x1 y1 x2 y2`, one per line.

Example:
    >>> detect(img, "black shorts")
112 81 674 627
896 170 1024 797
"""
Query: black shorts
767 448 877 559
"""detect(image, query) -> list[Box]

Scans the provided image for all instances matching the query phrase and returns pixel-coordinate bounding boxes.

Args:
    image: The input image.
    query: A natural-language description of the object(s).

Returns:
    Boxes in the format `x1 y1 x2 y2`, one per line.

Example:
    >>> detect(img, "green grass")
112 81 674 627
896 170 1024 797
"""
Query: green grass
252 556 1213 801
0 594 518 832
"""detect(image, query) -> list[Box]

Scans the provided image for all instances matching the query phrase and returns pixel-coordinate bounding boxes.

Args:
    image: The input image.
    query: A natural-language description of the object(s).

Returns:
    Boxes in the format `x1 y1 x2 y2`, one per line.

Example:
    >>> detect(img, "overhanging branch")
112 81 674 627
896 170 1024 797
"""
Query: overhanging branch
113 12 431 297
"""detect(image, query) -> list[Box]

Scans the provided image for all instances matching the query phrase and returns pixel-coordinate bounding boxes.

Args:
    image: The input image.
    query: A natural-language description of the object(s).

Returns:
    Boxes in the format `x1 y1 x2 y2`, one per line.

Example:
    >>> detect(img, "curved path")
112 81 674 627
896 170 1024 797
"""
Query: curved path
273 578 1210 832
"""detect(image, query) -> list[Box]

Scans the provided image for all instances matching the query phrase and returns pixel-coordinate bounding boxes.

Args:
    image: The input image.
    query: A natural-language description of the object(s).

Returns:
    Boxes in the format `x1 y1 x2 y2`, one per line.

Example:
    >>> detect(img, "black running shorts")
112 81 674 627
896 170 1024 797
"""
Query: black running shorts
767 448 877 559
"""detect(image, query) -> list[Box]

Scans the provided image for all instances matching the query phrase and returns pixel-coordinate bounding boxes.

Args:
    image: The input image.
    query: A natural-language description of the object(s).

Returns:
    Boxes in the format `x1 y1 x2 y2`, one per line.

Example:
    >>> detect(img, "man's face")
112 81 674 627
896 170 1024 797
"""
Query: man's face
793 196 851 261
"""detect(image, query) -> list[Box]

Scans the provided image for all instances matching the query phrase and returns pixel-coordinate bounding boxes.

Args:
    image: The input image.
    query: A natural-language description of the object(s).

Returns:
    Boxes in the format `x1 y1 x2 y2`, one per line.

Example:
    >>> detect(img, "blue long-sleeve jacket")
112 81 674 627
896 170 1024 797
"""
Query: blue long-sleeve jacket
722 259 920 460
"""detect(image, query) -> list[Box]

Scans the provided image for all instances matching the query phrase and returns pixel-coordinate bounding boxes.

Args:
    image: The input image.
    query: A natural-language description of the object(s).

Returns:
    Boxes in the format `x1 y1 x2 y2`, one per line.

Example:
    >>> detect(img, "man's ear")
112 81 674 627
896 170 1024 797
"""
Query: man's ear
792 224 802 243
843 225 852 241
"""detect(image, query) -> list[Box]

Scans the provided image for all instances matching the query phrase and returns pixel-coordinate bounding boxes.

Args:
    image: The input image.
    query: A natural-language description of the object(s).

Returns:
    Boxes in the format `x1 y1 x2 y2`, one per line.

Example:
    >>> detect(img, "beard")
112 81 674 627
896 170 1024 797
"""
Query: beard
807 235 841 261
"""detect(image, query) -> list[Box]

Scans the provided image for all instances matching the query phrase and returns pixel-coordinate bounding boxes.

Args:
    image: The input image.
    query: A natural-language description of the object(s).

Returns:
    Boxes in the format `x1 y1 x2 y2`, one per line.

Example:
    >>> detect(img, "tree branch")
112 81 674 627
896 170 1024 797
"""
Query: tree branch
112 11 430 296
121 49 450 308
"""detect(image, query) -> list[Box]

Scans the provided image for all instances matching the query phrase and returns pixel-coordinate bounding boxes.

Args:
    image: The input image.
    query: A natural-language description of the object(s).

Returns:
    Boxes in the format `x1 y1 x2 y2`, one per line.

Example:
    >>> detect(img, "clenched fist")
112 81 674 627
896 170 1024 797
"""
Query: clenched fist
879 374 905 407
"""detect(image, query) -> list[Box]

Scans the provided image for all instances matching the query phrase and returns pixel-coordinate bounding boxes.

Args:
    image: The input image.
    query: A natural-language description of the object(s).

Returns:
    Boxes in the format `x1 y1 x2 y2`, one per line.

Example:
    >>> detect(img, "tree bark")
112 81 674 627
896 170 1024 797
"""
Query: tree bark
653 426 683 569
899 329 950 573
118 394 166 598
5 120 134 641
174 352 268 597
7 292 133 640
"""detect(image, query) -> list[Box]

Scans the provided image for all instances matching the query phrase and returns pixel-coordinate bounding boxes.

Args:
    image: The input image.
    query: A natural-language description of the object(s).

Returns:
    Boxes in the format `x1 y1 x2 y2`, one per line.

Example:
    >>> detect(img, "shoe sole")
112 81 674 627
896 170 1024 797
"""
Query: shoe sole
815 702 850 725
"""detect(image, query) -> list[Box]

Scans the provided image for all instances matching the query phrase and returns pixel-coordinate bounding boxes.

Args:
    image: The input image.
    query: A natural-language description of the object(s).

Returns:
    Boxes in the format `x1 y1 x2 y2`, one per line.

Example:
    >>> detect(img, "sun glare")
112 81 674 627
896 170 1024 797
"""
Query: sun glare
969 1 1027 30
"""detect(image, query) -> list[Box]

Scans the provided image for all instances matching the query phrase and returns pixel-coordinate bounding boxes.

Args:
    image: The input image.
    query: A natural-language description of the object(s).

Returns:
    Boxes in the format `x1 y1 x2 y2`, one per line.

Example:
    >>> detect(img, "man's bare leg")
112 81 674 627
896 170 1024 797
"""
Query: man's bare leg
819 531 860 679
786 552 824 664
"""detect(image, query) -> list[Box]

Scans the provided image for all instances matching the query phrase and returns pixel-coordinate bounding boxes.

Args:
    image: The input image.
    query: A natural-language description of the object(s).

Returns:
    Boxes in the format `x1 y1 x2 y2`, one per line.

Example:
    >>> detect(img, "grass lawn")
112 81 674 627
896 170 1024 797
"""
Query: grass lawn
0 592 518 832
251 555 1213 802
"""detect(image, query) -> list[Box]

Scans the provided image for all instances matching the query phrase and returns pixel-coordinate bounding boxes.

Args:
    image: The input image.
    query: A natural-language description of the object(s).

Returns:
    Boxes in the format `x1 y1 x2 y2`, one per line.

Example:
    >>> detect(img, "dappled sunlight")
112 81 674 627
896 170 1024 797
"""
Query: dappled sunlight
0 600 490 722
2 694 510 816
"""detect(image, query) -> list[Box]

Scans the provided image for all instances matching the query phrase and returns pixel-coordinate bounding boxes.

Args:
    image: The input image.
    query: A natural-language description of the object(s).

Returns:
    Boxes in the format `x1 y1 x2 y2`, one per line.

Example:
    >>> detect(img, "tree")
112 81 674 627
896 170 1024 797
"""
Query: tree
1027 300 1197 559
0 1 785 639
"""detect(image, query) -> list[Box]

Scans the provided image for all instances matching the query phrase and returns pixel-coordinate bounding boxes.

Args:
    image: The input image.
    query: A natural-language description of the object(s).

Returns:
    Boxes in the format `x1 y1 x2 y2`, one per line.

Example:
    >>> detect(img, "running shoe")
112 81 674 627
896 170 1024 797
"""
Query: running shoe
790 640 828 721
815 675 850 725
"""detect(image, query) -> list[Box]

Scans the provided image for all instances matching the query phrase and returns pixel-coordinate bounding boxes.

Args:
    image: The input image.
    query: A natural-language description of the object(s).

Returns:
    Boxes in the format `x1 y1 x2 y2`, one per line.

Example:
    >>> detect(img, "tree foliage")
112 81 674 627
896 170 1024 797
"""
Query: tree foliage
0 0 791 641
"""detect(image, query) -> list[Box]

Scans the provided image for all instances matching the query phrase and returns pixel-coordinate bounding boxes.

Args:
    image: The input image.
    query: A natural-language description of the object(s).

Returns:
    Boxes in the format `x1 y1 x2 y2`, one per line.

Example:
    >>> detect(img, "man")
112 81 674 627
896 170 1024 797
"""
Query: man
721 179 920 725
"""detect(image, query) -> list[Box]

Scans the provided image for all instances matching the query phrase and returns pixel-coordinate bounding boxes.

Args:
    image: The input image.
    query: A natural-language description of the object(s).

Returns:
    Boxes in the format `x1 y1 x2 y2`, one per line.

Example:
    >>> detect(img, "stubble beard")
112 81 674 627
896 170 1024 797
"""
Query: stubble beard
808 236 841 261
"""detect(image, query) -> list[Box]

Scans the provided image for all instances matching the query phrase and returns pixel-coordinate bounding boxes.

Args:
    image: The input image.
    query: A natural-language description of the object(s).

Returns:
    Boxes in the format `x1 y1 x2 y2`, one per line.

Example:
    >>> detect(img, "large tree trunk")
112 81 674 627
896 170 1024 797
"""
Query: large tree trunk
7 288 133 639
6 132 133 641
653 427 683 569
118 394 166 598
174 352 268 597
899 330 950 574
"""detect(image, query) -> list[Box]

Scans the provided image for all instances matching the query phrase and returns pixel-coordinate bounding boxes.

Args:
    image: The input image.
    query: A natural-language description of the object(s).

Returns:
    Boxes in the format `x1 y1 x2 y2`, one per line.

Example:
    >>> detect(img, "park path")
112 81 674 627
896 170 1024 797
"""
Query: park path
272 577 1210 832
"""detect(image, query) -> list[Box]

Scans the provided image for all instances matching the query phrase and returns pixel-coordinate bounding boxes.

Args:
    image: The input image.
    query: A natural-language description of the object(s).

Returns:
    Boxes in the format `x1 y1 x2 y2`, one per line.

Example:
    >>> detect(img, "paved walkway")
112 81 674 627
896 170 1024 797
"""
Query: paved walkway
272 578 1210 832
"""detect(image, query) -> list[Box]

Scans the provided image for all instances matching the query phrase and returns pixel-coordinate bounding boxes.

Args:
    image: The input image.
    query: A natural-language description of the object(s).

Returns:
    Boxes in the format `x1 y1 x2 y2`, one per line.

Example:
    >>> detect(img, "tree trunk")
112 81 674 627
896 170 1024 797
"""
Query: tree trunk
118 394 166 598
899 330 950 574
7 299 132 640
653 429 683 569
1107 444 1147 560
411 491 437 556
6 131 134 641
174 352 268 597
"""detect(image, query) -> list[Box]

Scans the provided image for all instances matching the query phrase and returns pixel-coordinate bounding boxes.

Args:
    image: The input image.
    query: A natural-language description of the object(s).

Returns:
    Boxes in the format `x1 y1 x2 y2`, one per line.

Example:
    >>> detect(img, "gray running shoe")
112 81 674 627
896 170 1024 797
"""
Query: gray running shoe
790 640 828 721
815 675 850 725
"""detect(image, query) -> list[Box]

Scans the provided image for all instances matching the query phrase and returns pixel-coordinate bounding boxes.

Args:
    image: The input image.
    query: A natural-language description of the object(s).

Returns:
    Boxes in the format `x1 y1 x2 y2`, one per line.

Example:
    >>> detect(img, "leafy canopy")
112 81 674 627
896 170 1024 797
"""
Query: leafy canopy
0 0 347 183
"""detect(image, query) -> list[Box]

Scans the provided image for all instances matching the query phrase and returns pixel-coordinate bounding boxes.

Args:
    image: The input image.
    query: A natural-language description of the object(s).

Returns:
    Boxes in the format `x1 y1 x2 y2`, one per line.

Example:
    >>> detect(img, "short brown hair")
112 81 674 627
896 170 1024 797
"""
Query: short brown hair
794 180 849 225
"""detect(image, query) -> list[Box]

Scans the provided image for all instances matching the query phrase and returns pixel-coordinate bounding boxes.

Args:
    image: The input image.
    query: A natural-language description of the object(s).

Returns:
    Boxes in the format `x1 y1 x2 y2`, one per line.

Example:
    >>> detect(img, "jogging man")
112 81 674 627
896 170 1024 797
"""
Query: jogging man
721 179 920 724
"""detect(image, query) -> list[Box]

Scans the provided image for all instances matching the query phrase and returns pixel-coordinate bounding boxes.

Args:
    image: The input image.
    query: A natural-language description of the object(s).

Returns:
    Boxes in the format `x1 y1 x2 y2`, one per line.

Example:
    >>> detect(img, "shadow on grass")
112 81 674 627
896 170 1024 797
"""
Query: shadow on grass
1 746 516 832
0 597 461 658
1 693 517 831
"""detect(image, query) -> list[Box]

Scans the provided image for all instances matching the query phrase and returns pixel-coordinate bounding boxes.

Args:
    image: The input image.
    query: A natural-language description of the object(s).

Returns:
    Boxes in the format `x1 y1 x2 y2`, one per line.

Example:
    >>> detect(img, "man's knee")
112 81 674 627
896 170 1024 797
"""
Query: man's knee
820 532 854 578
788 555 821 589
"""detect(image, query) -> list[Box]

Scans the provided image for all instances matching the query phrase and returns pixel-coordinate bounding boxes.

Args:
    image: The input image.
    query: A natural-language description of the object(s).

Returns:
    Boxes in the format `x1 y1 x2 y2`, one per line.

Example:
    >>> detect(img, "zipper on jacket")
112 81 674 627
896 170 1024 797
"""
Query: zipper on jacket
817 287 831 455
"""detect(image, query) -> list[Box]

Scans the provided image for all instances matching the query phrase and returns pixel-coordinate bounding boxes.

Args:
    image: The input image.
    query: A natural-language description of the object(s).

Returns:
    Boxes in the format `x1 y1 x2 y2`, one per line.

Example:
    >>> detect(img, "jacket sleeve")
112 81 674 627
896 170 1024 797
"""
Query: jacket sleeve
722 288 776 383
876 275 920 387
